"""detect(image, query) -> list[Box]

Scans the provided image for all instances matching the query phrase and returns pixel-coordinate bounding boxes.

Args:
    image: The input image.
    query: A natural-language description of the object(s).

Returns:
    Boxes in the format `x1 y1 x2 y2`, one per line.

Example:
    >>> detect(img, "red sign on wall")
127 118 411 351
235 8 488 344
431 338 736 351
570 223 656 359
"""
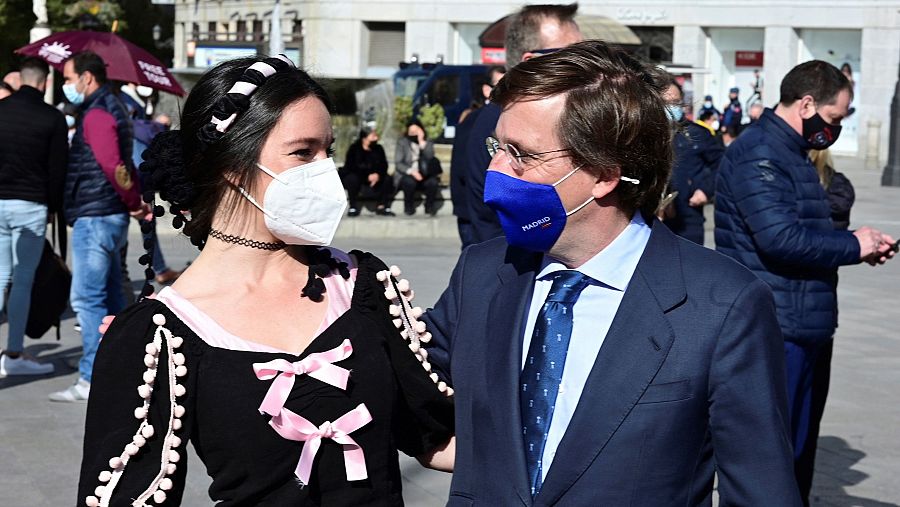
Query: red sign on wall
481 47 505 64
735 51 764 67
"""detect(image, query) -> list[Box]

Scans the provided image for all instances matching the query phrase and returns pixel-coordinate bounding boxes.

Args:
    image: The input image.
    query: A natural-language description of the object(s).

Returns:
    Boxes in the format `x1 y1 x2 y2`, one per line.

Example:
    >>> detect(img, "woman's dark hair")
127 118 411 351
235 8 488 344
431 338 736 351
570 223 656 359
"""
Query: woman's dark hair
406 119 426 139
491 39 672 216
142 55 332 250
358 125 377 142
698 109 716 122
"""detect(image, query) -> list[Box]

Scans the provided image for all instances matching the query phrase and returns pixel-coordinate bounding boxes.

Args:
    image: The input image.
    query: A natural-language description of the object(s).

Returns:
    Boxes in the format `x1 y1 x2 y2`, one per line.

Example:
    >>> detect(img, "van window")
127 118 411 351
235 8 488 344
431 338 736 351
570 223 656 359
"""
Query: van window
428 75 460 107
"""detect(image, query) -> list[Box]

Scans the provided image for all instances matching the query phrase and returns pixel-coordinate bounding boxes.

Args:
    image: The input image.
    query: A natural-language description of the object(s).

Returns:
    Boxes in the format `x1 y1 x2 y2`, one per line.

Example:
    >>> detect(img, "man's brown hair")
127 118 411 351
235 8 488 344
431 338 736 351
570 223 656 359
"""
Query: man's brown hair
504 3 579 69
491 39 673 215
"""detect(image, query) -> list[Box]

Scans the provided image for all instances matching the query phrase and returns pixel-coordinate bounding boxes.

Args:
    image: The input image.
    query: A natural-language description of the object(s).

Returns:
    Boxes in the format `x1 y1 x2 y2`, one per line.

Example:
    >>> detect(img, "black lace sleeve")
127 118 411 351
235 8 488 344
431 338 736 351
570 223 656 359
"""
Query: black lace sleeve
351 252 454 457
78 301 196 507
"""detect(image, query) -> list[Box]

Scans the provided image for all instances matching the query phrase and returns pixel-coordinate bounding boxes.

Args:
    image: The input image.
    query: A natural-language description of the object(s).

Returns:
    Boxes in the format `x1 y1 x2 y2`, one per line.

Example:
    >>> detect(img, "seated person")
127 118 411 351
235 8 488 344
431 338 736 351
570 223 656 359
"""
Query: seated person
395 120 441 216
340 125 394 216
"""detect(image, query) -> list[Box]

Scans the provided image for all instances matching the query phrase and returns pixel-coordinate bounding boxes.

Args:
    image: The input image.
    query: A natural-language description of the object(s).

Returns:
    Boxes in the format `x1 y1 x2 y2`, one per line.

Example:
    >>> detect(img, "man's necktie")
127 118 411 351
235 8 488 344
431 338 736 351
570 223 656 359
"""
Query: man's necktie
520 270 590 496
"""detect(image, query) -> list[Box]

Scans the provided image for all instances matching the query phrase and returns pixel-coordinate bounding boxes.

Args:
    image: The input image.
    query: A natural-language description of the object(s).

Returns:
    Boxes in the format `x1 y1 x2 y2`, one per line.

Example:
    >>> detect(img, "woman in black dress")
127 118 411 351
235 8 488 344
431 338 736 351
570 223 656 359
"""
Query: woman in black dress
78 55 453 506
340 125 395 217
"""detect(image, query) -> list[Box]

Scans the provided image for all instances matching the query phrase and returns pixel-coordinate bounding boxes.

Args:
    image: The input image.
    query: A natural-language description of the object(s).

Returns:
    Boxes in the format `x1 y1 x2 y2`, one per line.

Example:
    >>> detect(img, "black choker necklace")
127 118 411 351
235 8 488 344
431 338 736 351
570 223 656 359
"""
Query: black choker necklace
208 228 285 251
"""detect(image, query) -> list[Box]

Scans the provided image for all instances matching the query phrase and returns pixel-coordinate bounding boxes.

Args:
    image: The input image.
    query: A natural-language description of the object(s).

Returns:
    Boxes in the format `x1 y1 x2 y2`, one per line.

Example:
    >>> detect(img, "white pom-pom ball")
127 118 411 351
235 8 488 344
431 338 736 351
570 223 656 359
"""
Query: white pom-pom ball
143 354 156 368
173 404 186 417
420 332 432 343
108 457 123 469
411 307 424 318
376 270 388 282
132 435 146 447
93 487 106 499
85 495 100 506
392 318 402 329
399 330 408 339
153 490 167 503
438 381 447 392
384 288 397 300
419 348 428 360
422 361 432 372
173 353 185 366
175 365 188 377
397 279 410 292
124 443 139 456
414 321 427 333
171 336 184 348
408 342 420 353
159 478 174 491
389 305 401 316
173 419 183 430
145 343 158 355
446 387 454 397
142 370 156 384
169 449 181 463
152 314 166 326
166 463 177 475
134 406 148 420
174 384 186 397
170 435 182 447
389 265 401 277
141 425 155 438
429 373 439 383
138 384 152 398
98 470 112 483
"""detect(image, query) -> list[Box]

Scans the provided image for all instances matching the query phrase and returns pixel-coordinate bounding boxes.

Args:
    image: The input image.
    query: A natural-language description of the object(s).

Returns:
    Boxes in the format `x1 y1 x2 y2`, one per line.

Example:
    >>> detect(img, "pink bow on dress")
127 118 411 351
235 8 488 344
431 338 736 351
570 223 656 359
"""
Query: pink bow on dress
270 403 373 484
252 339 353 416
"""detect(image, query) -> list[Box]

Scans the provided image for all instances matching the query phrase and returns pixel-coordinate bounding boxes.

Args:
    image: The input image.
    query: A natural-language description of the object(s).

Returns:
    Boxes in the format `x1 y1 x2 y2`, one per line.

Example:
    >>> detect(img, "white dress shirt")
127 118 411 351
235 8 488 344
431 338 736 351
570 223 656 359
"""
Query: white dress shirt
520 212 651 481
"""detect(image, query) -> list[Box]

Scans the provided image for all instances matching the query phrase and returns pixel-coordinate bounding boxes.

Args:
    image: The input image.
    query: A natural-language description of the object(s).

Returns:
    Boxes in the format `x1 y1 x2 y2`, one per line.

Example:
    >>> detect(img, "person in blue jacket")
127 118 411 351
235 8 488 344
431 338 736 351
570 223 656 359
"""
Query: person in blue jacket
661 79 724 245
714 60 896 506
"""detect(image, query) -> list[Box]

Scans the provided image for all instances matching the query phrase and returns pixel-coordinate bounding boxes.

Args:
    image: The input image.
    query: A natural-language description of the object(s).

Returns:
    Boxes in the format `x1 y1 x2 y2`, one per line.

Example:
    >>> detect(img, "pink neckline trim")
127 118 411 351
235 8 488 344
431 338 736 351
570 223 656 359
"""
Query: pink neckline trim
153 250 357 355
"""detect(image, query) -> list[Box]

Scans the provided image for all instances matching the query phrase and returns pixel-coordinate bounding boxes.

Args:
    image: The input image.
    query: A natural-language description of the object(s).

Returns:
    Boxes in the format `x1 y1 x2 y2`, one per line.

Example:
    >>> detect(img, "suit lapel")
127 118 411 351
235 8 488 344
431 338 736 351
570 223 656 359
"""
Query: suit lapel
536 221 686 505
486 247 542 506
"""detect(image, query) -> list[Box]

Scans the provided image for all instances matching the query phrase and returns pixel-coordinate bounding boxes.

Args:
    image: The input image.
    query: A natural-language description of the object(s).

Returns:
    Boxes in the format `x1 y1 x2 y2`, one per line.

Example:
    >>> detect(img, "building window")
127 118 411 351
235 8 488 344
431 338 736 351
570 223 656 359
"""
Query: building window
207 21 217 41
292 19 303 41
236 20 247 41
629 26 673 63
191 22 199 41
252 20 263 42
365 21 405 67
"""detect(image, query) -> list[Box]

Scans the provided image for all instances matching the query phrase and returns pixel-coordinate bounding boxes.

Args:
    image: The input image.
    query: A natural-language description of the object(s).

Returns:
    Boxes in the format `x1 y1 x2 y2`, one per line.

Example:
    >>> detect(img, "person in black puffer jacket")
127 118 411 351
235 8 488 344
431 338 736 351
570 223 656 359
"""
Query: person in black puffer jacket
715 61 896 506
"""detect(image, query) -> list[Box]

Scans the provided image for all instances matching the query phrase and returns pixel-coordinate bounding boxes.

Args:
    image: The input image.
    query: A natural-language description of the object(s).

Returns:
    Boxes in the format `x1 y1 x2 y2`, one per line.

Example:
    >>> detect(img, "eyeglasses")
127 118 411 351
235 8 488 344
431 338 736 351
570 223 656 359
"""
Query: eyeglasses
485 136 571 172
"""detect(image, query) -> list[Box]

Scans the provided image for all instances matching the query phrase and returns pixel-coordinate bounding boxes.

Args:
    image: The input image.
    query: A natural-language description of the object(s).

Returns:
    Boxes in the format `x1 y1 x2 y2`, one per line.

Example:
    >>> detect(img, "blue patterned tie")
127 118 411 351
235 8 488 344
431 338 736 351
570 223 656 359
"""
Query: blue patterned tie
521 270 590 496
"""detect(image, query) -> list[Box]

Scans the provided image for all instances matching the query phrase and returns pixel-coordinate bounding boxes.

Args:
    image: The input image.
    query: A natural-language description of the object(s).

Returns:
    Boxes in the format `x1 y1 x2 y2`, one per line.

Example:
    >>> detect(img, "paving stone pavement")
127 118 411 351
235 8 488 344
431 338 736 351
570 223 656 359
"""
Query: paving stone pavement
2 156 899 506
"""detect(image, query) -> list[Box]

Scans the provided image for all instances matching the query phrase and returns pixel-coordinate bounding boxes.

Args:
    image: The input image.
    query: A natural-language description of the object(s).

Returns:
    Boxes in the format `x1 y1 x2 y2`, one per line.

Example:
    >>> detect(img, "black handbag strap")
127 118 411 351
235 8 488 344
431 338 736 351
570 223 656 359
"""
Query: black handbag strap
50 212 68 262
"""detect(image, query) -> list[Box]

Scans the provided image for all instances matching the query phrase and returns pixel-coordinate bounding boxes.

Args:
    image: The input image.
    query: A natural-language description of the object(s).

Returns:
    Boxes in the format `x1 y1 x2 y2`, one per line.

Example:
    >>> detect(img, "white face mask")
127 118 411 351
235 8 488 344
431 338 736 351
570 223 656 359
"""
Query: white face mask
711 120 721 131
238 157 347 246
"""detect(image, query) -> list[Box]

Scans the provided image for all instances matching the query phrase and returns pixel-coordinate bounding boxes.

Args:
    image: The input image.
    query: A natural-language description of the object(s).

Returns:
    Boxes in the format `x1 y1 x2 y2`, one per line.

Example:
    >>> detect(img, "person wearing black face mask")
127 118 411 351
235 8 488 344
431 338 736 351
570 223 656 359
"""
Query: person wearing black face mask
715 59 897 507
395 120 441 216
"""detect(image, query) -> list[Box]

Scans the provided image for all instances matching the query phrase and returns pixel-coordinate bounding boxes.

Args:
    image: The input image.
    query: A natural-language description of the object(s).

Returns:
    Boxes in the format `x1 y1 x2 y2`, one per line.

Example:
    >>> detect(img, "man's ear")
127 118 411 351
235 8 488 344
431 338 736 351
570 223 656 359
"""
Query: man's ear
591 169 620 201
798 95 817 120
520 52 537 63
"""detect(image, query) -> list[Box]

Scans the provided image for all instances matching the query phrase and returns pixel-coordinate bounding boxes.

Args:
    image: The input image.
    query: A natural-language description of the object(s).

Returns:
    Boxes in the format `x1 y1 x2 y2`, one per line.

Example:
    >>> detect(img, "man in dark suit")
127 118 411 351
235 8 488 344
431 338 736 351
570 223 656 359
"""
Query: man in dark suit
461 3 582 244
422 41 801 506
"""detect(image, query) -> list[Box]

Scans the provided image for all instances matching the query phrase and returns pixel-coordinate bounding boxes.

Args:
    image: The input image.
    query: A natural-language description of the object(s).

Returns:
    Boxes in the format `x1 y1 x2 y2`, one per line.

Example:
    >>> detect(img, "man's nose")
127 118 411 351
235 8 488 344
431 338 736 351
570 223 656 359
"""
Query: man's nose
487 150 512 175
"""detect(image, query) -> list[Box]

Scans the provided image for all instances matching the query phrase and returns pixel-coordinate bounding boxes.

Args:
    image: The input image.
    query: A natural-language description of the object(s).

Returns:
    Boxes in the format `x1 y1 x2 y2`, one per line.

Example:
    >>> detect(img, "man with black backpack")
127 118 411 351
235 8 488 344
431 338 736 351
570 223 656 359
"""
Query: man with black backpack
0 57 68 376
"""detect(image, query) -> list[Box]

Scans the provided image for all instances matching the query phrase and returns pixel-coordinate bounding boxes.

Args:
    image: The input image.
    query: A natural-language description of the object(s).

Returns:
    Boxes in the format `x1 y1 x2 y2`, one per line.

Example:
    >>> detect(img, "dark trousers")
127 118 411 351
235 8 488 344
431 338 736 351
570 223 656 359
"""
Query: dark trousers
399 174 440 213
342 172 394 209
784 339 833 506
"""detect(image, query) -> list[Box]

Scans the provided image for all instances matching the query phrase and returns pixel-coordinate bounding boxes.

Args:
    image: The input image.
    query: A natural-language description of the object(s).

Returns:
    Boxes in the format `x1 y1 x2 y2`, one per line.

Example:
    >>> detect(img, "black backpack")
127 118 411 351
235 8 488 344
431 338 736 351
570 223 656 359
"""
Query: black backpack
26 214 71 340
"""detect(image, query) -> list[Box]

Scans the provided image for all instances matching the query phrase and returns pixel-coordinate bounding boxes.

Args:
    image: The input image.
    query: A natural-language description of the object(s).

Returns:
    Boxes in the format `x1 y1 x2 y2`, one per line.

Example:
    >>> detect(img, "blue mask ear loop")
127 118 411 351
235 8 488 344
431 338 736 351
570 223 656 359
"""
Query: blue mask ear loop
552 165 595 217
552 166 643 217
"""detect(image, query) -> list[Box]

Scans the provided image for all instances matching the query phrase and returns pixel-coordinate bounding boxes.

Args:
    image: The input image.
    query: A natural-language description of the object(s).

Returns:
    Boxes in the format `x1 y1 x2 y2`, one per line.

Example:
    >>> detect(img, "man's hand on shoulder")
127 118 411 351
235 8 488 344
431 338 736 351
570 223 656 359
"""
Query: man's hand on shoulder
688 189 709 207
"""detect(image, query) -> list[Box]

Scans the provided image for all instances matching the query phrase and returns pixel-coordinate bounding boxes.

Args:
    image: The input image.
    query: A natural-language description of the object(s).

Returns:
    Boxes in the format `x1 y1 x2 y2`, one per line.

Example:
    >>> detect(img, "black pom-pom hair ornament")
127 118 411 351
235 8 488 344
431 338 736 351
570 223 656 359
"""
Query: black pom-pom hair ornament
137 54 347 302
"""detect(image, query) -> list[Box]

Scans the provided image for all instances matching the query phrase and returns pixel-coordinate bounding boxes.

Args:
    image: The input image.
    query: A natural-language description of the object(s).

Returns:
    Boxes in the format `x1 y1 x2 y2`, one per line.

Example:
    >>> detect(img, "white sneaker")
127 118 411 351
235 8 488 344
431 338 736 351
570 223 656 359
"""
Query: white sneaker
48 378 91 402
0 354 55 377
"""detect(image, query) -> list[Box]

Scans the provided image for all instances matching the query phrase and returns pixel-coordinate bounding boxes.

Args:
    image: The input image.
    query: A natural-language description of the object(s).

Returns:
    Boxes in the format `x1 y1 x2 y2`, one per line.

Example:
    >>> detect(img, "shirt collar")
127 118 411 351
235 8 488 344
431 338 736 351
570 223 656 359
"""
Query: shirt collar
537 211 651 292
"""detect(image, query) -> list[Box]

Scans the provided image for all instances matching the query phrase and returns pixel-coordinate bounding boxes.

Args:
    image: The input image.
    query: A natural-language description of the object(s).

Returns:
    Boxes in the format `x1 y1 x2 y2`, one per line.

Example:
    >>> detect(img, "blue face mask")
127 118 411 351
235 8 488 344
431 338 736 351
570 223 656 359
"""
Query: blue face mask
666 104 684 122
483 167 595 252
62 79 85 105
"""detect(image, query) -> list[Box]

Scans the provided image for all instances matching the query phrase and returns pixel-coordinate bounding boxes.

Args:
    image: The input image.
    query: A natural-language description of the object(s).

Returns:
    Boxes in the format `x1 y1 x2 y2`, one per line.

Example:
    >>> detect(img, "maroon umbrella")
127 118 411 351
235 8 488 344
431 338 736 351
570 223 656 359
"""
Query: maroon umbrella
16 31 185 96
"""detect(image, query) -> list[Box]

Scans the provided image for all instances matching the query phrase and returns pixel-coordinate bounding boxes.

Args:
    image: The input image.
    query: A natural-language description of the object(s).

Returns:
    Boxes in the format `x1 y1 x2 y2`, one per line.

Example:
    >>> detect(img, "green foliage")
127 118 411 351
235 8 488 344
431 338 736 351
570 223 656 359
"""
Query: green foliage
0 0 36 75
393 95 413 136
47 0 125 32
418 102 446 141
